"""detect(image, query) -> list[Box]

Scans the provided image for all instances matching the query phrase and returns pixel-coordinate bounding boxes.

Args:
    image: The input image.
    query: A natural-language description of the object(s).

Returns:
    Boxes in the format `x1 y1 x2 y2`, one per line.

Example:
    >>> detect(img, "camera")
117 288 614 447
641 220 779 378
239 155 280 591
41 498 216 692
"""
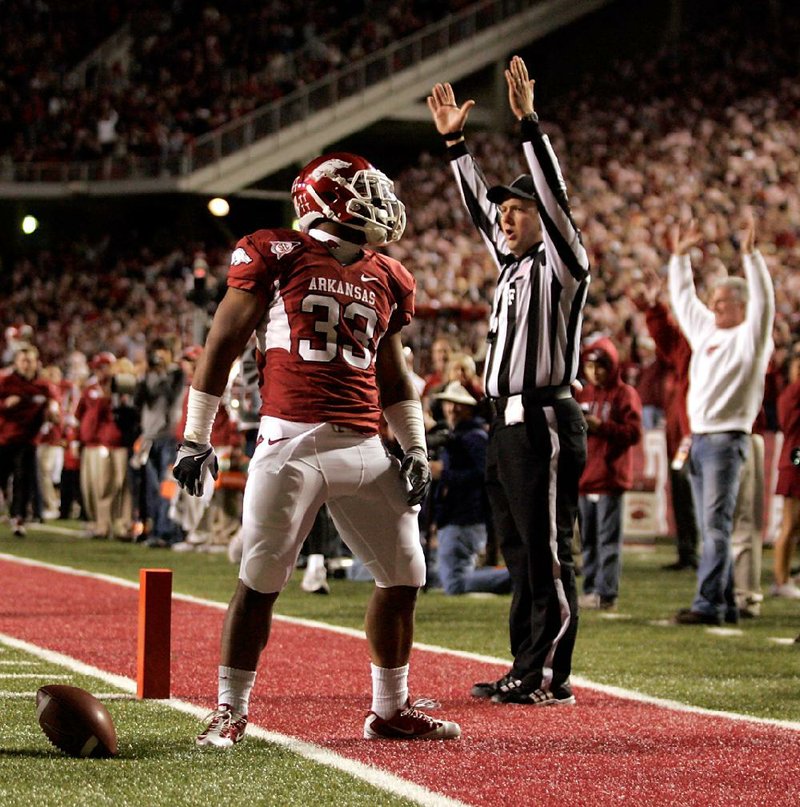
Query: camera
791 447 800 467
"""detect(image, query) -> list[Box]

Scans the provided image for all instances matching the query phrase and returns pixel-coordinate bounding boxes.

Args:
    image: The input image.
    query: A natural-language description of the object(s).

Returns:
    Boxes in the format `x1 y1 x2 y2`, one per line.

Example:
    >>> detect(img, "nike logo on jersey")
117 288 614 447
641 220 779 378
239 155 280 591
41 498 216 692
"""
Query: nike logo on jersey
271 241 301 260
267 436 291 445
360 274 379 283
231 247 253 266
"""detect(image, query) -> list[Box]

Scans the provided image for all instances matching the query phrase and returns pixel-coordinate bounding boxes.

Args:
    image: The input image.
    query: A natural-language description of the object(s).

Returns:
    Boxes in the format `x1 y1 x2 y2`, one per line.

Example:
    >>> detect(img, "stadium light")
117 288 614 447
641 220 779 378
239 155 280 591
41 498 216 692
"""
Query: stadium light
208 197 230 217
21 215 39 235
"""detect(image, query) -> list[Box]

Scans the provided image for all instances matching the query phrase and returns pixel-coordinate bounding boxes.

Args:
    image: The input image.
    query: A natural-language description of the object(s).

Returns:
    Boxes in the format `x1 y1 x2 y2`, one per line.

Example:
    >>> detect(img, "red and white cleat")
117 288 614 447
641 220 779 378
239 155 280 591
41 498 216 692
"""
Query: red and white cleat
364 699 461 740
196 705 248 748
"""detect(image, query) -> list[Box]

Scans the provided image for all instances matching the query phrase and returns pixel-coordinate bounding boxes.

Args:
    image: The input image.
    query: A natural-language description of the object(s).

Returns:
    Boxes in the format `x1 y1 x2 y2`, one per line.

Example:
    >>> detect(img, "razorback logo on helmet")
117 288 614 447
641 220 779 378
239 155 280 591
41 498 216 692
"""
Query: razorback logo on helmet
308 157 352 182
231 248 253 266
270 241 301 260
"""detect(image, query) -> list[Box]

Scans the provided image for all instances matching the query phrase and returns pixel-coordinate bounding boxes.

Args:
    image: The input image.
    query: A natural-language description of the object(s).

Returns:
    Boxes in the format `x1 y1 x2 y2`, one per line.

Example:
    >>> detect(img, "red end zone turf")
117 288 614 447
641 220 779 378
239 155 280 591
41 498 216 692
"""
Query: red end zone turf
1 558 798 807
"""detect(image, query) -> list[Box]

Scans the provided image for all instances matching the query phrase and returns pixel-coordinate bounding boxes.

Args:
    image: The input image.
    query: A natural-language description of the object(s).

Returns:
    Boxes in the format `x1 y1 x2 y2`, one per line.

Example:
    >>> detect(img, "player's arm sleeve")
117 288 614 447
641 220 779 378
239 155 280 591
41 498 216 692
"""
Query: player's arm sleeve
226 232 274 303
448 142 509 271
521 119 589 284
384 258 416 335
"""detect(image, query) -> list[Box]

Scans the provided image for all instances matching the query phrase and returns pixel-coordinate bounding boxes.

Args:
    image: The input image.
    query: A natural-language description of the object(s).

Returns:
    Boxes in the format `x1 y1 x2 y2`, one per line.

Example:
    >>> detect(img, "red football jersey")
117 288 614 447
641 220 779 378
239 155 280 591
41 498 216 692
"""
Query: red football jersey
227 229 415 433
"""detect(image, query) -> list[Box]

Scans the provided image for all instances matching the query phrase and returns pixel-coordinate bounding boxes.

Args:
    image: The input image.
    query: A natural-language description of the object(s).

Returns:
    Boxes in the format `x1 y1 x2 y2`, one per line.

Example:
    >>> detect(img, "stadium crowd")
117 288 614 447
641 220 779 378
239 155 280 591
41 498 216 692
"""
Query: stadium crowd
2 0 471 174
2 1 800 597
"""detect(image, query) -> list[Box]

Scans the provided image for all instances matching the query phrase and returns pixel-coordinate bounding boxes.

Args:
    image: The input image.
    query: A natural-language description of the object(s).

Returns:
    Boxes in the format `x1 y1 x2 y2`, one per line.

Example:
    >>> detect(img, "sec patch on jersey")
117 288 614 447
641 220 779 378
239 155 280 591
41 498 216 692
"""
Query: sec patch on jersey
36 684 118 758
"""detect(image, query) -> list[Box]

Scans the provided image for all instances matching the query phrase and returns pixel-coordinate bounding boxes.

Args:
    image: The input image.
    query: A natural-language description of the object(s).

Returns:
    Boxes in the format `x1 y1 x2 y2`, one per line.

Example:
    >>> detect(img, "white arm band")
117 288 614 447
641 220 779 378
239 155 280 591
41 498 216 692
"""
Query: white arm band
183 387 222 444
383 399 426 453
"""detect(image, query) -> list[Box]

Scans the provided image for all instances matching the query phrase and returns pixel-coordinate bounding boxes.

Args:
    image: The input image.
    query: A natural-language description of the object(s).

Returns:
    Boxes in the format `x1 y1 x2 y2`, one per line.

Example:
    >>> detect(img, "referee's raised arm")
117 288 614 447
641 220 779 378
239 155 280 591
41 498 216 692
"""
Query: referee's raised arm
428 82 509 269
506 55 589 284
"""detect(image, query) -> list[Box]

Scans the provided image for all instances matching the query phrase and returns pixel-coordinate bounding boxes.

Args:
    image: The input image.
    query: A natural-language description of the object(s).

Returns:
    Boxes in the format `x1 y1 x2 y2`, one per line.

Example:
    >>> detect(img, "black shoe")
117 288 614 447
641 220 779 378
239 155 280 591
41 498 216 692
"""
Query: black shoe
492 680 576 706
471 671 516 699
662 560 696 571
671 608 721 626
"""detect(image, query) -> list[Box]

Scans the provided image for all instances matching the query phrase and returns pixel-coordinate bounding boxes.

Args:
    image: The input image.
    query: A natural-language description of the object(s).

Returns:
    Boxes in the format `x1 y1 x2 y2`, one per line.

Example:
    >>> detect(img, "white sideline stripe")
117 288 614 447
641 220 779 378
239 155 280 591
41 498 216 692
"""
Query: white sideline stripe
0 673 71 678
0 691 136 700
2 552 800 734
706 627 745 637
0 660 38 665
0 633 467 807
25 524 85 537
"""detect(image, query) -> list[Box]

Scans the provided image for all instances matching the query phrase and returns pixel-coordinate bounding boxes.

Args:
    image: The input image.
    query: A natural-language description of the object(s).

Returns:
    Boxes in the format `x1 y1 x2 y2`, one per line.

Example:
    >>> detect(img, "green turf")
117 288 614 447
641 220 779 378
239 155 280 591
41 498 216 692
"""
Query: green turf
2 521 799 724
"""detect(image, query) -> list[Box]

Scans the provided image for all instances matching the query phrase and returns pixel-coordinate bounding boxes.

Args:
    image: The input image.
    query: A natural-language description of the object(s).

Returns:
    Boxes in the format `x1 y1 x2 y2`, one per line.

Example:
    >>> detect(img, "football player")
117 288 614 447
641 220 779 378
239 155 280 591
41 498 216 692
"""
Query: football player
174 153 460 745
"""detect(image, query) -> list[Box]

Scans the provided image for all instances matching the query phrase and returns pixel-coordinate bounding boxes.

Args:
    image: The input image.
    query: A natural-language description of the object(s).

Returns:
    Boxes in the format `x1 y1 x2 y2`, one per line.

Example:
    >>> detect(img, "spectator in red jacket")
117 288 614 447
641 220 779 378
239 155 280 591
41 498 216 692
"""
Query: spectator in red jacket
0 345 57 536
576 337 643 610
772 349 800 599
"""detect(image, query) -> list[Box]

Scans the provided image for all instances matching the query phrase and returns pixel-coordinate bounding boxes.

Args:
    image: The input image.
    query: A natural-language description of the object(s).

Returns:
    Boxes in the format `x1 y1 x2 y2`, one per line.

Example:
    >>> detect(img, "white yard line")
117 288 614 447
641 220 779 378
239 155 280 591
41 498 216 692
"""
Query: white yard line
2 551 799 733
0 672 71 678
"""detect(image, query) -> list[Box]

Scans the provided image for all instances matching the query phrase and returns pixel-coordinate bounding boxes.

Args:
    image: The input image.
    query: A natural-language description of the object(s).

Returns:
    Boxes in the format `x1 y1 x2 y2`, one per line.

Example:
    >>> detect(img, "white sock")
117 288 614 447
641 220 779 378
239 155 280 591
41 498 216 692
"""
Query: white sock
370 663 409 718
218 666 257 716
304 553 325 575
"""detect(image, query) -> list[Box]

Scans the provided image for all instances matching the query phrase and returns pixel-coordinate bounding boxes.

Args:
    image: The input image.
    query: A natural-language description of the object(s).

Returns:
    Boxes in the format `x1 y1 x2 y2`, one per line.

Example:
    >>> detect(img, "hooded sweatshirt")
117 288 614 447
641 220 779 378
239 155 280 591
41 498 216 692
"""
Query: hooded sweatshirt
576 337 642 494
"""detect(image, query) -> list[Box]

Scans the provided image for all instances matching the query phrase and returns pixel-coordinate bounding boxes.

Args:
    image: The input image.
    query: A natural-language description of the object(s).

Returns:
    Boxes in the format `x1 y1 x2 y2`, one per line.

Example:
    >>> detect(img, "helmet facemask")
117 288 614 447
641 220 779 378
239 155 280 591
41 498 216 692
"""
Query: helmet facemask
343 168 406 245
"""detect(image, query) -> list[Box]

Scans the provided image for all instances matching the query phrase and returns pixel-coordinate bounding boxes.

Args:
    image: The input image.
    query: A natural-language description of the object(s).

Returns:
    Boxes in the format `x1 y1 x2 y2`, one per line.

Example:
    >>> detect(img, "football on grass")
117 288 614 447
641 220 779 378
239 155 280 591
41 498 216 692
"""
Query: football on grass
36 684 118 758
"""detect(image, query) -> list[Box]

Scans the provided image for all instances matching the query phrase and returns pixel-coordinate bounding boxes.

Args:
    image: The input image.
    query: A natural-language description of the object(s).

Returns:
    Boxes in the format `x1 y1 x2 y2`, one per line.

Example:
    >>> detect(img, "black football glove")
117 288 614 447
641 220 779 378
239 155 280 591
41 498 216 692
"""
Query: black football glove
400 446 431 506
173 441 219 497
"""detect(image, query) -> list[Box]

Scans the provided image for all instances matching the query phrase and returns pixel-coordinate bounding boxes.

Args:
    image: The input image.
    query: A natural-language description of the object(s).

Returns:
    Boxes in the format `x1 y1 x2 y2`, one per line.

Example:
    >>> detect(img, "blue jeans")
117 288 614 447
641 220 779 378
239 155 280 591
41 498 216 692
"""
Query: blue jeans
436 523 511 595
144 436 180 542
689 432 749 619
578 493 623 601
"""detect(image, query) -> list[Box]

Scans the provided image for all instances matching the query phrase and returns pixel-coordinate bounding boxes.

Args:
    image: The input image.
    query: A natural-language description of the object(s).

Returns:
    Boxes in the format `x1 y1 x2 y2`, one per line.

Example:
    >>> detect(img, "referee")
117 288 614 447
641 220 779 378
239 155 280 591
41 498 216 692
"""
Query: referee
428 56 590 706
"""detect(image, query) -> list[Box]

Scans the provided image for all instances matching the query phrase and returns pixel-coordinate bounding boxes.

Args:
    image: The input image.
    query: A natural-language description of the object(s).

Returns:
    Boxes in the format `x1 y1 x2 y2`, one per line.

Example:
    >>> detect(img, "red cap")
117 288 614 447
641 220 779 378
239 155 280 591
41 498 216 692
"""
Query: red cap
90 351 116 369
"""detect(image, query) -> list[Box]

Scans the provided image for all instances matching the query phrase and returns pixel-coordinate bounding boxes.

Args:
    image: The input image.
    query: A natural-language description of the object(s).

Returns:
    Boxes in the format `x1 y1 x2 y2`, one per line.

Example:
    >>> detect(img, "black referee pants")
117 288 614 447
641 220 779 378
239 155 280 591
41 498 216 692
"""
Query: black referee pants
486 396 586 690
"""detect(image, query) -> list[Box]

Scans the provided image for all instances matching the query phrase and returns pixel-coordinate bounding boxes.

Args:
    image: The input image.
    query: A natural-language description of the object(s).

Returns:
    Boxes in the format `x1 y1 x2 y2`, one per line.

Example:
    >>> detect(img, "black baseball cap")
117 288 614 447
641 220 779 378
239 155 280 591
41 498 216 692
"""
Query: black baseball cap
486 173 537 204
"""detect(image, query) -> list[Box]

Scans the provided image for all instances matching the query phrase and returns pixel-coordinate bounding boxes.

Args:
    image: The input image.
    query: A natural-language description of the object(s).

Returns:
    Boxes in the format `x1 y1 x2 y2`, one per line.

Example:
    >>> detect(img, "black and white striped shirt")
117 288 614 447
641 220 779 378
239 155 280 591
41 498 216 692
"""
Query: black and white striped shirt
449 121 590 398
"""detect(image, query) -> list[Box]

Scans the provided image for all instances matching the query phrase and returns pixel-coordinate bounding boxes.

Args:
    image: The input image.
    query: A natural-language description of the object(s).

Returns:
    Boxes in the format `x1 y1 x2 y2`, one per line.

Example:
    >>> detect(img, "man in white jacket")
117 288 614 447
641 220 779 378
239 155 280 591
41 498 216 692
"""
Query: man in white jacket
667 211 774 625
